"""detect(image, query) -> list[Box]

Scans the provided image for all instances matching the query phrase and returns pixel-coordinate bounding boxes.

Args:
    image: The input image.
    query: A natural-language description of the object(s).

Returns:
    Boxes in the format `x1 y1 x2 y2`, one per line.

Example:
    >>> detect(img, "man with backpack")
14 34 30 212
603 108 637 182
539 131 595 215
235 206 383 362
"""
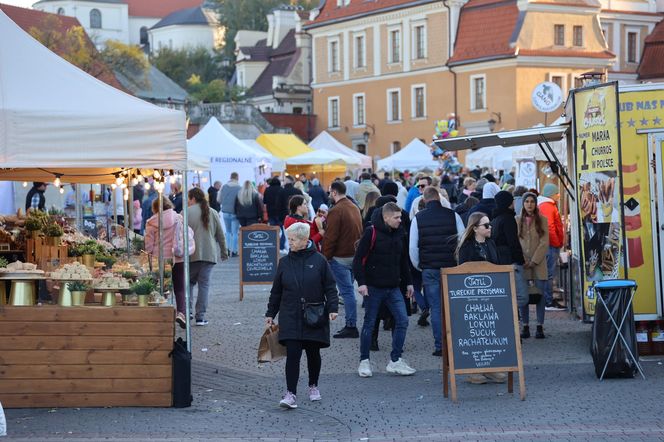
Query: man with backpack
353 202 415 377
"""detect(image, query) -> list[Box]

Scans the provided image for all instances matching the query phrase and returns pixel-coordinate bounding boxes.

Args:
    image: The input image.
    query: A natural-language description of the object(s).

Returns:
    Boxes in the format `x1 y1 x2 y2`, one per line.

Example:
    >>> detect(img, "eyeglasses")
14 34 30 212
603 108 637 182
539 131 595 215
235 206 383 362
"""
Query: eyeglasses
480 223 492 229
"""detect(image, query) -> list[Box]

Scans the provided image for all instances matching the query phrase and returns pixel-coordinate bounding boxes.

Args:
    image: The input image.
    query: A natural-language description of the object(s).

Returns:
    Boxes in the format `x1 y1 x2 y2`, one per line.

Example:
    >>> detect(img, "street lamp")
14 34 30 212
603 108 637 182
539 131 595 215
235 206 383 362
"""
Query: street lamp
488 112 502 132
362 123 376 143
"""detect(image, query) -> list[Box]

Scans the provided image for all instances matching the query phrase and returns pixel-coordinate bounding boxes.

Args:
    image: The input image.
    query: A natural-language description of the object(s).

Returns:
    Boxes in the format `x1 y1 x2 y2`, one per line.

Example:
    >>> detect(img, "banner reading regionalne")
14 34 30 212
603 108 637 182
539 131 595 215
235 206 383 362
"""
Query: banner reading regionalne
573 82 625 318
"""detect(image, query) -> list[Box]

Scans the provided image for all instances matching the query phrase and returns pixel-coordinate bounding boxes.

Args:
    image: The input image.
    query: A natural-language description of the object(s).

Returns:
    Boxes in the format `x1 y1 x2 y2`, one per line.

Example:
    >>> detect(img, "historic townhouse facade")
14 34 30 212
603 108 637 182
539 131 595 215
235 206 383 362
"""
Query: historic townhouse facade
305 0 456 160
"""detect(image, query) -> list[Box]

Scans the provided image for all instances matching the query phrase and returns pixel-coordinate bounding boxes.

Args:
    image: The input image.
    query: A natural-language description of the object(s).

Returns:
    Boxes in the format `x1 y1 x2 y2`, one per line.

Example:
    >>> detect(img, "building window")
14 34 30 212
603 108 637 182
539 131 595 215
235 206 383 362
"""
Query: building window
90 9 102 29
470 75 486 111
412 85 426 119
356 143 367 155
391 141 401 155
573 26 583 47
353 93 366 126
140 26 149 45
389 29 401 63
627 32 638 63
328 39 340 73
413 25 426 59
57 7 65 14
328 97 340 129
355 34 365 68
549 74 566 96
336 0 350 5
554 24 565 46
387 88 401 122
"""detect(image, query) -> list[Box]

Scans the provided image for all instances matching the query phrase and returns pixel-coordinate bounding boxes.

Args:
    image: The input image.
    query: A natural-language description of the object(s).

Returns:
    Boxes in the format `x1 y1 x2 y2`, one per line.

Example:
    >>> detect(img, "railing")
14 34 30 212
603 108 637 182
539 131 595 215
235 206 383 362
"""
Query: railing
187 102 285 133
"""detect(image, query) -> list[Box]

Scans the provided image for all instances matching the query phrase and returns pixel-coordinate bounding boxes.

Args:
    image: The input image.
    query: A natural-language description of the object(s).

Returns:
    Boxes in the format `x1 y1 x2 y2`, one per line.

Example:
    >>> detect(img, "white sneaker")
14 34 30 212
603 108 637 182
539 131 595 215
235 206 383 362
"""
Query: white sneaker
386 358 416 376
358 359 373 377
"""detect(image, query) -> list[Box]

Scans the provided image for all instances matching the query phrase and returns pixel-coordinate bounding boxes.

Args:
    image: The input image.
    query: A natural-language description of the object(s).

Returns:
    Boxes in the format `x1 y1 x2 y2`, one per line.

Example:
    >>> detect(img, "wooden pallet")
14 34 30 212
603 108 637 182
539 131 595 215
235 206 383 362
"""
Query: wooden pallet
0 306 174 408
25 238 71 270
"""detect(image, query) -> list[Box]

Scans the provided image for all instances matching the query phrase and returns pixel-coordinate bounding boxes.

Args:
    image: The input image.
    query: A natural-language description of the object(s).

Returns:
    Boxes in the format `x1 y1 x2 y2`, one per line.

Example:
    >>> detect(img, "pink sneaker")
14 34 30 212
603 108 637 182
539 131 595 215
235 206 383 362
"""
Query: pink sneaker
308 385 321 401
279 391 297 409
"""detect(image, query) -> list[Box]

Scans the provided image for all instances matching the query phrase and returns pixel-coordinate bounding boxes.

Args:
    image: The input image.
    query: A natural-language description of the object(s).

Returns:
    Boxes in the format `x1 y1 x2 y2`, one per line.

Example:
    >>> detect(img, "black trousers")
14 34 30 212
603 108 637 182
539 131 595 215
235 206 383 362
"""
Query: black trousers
285 340 322 395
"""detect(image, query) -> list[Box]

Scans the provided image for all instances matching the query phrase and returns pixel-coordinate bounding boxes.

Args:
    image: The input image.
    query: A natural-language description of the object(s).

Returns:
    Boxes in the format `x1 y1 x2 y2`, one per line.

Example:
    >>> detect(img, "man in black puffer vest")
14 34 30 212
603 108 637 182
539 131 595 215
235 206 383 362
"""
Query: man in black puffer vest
353 202 415 378
410 186 465 357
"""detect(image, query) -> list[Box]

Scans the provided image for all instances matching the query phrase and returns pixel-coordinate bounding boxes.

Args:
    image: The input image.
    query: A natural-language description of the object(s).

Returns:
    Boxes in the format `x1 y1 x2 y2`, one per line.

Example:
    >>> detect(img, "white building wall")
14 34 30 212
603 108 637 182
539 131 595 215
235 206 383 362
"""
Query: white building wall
149 25 220 52
128 17 160 46
237 61 269 88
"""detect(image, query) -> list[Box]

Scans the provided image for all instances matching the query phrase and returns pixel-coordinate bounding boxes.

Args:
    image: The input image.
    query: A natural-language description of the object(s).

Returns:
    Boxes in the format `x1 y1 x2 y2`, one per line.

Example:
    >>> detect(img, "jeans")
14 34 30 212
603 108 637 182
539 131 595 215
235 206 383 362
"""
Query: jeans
268 216 285 250
360 286 408 362
189 261 215 321
410 265 427 311
328 259 357 327
545 247 560 305
422 268 443 351
519 280 546 326
222 212 239 254
285 340 321 395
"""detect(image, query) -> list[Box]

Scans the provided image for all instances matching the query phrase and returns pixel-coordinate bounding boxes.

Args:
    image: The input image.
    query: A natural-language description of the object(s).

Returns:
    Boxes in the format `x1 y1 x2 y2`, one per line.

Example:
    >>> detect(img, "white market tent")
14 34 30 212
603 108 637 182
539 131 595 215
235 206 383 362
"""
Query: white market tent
241 139 285 173
308 131 372 169
0 11 190 182
465 146 518 170
285 149 361 167
187 117 273 185
376 138 440 172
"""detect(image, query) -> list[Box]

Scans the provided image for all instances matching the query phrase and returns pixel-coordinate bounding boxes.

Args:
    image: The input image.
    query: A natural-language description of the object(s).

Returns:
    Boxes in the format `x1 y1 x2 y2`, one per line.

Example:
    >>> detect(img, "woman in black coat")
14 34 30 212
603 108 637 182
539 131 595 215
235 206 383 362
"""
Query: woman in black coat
266 222 339 409
456 212 499 265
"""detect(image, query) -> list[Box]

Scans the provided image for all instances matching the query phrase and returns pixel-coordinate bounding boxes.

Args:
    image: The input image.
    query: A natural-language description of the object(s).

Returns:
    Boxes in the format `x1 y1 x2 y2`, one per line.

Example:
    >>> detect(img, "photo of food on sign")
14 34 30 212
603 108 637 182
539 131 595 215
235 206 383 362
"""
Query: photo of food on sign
582 221 621 281
579 171 618 224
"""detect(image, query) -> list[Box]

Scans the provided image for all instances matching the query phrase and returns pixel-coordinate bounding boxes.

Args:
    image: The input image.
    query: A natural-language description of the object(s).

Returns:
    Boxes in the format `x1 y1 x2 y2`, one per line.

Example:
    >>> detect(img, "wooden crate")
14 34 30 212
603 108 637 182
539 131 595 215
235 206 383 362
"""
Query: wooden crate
0 306 174 408
25 238 71 270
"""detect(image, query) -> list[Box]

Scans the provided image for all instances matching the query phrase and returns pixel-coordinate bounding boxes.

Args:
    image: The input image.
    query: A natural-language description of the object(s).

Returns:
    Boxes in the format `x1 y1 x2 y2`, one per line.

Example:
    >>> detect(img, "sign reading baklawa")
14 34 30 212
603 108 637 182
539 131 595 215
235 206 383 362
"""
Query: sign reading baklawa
572 82 626 318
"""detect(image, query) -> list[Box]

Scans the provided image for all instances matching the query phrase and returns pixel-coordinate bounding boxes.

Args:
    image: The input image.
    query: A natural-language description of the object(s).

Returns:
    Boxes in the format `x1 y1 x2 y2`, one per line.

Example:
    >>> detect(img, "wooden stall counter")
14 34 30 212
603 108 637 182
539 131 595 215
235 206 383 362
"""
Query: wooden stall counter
0 305 174 408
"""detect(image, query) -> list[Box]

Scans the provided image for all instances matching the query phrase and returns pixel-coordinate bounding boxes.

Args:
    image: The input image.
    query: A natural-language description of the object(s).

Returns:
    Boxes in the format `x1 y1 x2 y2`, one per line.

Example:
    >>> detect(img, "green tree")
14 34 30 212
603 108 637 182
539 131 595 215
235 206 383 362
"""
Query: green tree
150 47 221 90
101 40 150 89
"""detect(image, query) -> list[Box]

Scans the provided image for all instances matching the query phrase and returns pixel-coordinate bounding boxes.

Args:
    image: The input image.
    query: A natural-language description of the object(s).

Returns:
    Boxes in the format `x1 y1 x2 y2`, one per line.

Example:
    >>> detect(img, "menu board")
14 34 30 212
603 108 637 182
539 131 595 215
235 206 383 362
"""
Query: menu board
441 262 525 402
239 225 279 300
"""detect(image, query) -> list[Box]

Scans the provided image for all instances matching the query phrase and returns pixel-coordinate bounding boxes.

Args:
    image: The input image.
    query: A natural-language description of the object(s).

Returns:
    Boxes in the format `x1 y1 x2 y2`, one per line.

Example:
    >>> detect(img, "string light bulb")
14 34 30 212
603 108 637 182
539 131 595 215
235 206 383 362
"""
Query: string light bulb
143 181 150 191
22 182 28 188
123 189 129 201
136 169 143 181
153 170 161 180
53 175 61 187
169 174 177 184
131 177 138 187
59 186 64 194
111 183 117 190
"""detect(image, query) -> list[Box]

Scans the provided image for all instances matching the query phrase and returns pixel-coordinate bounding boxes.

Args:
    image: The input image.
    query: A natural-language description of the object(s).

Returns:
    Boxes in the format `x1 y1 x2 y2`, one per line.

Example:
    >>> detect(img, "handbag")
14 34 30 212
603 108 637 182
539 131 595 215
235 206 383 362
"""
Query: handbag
302 300 327 328
258 324 287 363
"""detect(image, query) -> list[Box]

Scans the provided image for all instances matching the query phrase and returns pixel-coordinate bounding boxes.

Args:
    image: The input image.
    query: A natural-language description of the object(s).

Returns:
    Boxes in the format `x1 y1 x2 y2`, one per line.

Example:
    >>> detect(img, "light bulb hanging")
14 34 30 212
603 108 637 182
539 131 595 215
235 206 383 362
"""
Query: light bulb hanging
111 183 117 190
53 175 61 187
22 181 28 188
59 186 64 194
143 182 150 191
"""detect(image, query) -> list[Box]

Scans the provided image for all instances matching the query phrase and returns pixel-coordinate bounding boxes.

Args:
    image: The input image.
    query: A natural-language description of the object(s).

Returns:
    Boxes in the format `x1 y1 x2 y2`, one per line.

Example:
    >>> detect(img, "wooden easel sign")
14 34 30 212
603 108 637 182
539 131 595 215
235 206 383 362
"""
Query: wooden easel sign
239 224 280 301
441 262 526 402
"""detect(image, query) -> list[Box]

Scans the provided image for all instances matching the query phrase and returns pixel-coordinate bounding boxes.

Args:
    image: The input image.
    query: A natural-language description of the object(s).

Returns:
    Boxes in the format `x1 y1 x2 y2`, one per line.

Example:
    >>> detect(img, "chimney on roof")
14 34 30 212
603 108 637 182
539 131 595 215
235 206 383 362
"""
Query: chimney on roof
444 0 469 57
269 6 299 49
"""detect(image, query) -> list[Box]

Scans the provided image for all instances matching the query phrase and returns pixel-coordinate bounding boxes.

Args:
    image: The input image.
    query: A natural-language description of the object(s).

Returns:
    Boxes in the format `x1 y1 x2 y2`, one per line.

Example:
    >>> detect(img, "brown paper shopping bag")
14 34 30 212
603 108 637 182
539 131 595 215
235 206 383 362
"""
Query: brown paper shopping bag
257 324 287 363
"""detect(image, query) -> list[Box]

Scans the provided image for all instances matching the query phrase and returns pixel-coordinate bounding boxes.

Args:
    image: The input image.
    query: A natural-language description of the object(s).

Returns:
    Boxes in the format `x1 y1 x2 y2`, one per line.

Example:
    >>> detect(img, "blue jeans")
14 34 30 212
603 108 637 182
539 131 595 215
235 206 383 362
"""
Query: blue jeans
513 264 530 308
222 212 239 254
360 286 408 362
545 247 560 305
329 258 357 327
519 280 546 326
422 268 443 351
268 216 285 250
410 265 427 311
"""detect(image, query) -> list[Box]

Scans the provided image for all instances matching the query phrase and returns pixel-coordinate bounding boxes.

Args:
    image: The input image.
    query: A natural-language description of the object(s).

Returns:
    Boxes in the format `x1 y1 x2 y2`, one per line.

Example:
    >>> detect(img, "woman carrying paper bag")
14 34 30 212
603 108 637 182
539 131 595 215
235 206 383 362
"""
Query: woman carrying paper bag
265 222 339 409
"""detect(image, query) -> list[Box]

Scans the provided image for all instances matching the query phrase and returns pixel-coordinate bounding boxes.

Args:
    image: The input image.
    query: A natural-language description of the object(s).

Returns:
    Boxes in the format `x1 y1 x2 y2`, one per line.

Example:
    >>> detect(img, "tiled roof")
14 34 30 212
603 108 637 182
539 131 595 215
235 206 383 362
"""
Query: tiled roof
272 29 296 57
638 19 664 79
125 0 202 18
151 6 215 30
306 0 438 28
449 0 519 65
0 3 125 91
239 39 270 62
247 30 299 98
114 65 188 103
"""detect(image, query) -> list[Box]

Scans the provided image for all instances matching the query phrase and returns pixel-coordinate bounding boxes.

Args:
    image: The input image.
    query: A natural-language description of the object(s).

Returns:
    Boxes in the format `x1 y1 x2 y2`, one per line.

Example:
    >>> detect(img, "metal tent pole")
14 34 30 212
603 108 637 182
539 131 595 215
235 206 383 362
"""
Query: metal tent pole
158 188 164 300
182 172 192 351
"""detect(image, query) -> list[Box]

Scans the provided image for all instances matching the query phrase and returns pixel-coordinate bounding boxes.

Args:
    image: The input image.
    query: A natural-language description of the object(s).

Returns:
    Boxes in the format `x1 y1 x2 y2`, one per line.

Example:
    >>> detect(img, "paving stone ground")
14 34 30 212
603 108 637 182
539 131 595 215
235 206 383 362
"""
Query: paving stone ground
4 257 664 441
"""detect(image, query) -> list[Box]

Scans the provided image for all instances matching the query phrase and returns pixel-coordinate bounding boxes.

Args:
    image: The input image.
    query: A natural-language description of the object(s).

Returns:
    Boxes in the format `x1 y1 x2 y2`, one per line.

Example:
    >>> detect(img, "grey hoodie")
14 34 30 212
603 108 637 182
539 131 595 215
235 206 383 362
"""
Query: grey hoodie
220 180 240 214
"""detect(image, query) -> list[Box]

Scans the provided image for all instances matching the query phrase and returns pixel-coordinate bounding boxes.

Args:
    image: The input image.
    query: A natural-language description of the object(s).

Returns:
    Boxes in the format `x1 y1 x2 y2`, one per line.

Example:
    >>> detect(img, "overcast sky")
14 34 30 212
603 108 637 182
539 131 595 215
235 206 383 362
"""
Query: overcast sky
3 0 36 7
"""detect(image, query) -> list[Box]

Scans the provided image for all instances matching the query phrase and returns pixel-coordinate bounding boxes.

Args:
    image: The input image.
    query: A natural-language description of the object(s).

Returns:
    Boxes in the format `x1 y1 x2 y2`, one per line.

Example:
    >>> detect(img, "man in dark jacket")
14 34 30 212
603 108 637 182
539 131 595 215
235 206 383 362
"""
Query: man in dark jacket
25 182 47 212
409 186 465 356
307 178 327 211
354 202 415 377
208 181 221 212
277 175 302 225
264 177 285 250
490 191 529 308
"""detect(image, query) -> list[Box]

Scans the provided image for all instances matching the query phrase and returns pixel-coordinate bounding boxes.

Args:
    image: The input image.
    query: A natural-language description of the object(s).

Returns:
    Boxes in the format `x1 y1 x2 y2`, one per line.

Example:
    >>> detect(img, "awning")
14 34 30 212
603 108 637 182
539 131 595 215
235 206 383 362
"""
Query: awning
433 125 568 151
256 134 313 159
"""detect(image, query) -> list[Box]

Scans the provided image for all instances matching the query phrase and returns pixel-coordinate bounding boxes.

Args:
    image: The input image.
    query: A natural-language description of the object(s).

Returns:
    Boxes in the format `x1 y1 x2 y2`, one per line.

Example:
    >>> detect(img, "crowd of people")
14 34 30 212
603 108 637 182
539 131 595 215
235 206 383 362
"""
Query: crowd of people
257 168 566 408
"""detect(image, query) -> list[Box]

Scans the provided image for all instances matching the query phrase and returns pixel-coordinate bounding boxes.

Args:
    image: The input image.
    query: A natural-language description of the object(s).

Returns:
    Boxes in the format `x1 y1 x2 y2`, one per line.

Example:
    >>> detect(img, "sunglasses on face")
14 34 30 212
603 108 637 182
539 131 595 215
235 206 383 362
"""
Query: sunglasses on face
480 223 492 229
417 184 426 189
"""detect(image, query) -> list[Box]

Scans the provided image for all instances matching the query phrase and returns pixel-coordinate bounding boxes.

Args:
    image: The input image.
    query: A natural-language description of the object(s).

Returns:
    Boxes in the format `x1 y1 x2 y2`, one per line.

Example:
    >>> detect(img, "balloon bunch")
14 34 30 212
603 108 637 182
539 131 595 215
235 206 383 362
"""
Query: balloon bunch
433 115 459 140
430 114 461 172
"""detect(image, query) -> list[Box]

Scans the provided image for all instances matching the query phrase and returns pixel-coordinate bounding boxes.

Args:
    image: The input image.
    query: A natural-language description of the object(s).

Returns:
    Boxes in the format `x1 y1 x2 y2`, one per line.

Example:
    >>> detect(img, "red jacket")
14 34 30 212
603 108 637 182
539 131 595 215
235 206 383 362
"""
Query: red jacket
538 198 564 248
284 215 323 251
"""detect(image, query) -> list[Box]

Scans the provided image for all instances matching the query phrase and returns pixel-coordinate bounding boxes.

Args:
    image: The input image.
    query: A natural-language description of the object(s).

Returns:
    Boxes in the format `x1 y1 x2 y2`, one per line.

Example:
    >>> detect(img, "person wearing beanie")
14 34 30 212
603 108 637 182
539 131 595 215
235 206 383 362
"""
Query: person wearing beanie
490 191 529 309
381 181 399 198
468 182 501 220
483 173 497 183
537 183 565 310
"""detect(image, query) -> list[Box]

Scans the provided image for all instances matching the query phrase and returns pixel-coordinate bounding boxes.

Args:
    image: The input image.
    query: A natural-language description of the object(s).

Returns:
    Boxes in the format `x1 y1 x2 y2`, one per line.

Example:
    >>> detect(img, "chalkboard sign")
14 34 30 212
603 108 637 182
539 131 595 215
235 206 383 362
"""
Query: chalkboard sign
441 262 525 402
239 224 280 301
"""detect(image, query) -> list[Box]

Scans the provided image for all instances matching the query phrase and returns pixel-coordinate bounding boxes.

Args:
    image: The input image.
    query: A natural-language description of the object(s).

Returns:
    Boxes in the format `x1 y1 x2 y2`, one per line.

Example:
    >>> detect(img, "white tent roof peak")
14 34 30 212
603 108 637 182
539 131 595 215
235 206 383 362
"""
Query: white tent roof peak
308 131 372 169
0 10 187 170
286 149 360 166
376 138 439 172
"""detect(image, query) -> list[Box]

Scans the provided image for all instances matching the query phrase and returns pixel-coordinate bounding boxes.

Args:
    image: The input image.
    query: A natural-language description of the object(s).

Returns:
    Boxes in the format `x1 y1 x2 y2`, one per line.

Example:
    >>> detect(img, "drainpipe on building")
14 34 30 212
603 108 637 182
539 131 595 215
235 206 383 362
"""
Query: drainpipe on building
443 0 459 128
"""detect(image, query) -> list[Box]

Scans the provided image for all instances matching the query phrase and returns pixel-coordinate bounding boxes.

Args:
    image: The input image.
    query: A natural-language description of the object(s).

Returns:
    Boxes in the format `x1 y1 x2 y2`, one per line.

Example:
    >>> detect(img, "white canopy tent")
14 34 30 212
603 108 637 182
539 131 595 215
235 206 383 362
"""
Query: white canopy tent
285 149 361 167
187 117 273 185
465 146 520 170
376 138 440 172
0 11 188 178
308 131 372 169
241 139 285 173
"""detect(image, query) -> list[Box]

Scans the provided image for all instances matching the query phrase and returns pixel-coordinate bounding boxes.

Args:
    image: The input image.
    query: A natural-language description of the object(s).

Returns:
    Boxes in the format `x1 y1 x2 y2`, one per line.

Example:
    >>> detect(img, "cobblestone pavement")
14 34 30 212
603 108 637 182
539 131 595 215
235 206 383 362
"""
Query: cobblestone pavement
4 257 664 441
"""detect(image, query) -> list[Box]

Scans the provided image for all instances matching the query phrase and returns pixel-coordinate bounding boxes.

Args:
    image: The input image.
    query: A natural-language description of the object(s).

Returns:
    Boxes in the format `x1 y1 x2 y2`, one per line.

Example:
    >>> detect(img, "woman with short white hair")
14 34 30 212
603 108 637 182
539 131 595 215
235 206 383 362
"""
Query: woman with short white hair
266 222 339 409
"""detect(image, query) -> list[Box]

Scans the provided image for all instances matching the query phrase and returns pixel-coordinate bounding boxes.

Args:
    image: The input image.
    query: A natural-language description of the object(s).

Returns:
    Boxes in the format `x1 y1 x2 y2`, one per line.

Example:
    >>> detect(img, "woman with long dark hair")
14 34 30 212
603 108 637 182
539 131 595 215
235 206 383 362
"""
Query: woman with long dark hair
516 192 549 339
187 187 227 326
